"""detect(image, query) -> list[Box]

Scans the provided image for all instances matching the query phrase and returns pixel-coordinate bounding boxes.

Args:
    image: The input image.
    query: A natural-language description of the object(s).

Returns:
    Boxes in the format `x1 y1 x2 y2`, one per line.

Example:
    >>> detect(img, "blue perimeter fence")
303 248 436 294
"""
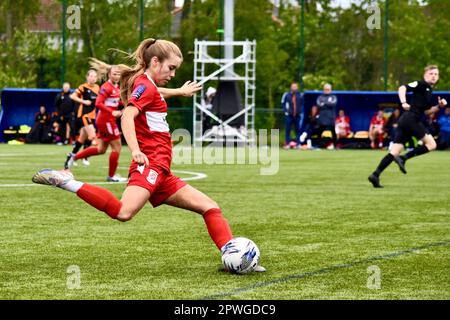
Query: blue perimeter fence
1 88 449 142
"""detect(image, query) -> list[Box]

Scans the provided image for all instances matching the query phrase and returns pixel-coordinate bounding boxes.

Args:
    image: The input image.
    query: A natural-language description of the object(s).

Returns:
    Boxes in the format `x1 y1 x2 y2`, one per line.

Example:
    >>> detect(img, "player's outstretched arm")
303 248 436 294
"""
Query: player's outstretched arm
158 81 202 99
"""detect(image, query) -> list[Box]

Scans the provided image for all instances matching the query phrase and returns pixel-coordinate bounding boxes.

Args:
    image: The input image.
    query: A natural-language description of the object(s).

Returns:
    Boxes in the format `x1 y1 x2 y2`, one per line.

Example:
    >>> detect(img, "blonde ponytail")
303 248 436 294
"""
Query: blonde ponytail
88 58 111 82
89 57 128 83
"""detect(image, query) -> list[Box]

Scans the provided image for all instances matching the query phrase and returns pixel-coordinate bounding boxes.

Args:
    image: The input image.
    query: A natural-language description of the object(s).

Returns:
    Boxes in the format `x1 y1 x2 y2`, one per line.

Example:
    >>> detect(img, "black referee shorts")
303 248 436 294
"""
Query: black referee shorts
393 112 426 144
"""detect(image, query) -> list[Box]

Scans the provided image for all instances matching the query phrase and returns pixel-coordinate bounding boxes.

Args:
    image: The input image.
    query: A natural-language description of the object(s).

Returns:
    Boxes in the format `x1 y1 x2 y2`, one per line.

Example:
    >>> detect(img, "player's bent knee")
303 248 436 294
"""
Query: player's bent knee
390 150 401 157
202 202 220 215
427 141 437 151
116 208 136 222
116 214 133 222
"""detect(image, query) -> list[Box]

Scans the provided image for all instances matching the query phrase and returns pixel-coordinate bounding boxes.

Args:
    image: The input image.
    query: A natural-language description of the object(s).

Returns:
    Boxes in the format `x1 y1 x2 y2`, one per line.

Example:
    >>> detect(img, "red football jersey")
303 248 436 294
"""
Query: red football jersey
127 73 172 172
370 115 385 129
335 115 351 135
96 80 121 124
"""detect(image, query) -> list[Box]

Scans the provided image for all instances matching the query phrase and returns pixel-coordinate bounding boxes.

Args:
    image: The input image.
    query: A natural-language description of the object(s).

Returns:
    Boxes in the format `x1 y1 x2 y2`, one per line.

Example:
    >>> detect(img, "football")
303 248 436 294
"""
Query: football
221 237 260 274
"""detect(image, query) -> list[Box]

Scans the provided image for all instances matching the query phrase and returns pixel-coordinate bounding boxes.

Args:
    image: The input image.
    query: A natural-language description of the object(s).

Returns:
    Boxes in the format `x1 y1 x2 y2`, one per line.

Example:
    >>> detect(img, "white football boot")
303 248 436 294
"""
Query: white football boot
32 169 74 188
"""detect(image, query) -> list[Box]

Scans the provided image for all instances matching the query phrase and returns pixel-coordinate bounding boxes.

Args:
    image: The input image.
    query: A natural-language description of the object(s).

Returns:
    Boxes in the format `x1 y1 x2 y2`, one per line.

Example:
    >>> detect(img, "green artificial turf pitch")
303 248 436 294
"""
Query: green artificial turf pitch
0 144 448 299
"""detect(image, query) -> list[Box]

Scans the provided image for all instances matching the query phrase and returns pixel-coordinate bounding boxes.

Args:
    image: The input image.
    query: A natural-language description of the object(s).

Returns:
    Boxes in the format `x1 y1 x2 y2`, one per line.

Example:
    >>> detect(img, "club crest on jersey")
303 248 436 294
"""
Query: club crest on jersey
131 84 146 100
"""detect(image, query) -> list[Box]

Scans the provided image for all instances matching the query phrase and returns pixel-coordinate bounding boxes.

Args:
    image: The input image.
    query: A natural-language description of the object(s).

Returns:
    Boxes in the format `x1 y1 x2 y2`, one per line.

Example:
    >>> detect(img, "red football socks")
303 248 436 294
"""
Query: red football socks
76 184 122 219
75 147 99 160
203 208 233 250
109 151 119 177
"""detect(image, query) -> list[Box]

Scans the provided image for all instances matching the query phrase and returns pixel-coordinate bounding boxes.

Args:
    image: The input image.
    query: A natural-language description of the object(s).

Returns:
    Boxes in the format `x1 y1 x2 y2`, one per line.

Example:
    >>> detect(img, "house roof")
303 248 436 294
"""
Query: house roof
29 0 61 32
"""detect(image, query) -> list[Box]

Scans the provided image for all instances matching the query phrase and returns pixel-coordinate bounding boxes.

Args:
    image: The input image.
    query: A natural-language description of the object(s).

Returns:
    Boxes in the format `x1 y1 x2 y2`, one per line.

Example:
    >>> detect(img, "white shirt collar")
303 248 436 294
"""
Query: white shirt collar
144 72 157 87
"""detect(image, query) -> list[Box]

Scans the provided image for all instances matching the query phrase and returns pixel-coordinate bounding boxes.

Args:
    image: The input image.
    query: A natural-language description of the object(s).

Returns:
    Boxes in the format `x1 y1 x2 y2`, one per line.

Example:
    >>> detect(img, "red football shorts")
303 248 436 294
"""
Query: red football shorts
127 163 186 207
96 121 121 143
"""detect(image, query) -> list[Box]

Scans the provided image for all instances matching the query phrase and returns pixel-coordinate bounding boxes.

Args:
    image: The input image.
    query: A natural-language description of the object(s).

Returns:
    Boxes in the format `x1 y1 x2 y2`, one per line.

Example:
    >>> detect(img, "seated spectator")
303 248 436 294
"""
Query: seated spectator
369 110 386 149
385 108 401 142
335 109 351 139
437 106 450 149
299 105 320 148
425 111 439 138
50 121 65 145
26 105 51 143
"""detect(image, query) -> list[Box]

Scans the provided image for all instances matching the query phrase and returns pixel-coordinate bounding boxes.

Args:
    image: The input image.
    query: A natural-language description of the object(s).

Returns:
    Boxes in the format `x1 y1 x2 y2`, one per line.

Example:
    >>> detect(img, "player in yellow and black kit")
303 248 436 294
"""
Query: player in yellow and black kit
66 69 99 166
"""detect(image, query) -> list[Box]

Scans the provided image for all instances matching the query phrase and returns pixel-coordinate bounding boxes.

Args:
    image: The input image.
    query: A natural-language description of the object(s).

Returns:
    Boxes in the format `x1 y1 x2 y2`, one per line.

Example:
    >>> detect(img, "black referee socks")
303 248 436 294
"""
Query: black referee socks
374 153 394 177
404 145 429 160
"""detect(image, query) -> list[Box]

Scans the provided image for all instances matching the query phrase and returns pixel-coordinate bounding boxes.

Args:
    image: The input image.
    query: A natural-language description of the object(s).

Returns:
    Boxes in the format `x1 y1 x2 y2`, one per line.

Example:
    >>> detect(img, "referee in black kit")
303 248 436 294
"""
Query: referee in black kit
368 65 448 188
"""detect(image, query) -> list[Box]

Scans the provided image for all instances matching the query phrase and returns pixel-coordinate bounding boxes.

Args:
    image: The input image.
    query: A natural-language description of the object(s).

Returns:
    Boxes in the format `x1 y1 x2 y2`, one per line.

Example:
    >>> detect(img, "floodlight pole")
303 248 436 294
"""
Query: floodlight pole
218 0 224 65
139 0 144 42
299 0 305 91
383 0 389 91
218 0 224 35
60 0 67 86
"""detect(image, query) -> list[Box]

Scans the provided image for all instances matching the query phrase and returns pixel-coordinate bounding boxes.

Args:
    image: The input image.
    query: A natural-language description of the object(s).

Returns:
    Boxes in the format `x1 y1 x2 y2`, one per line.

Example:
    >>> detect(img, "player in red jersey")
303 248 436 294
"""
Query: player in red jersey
335 109 351 139
65 59 127 182
32 38 266 272
369 110 386 149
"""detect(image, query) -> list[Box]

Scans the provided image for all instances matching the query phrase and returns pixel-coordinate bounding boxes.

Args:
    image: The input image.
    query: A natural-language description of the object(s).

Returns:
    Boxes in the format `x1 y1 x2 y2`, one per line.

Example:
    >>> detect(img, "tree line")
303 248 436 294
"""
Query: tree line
0 0 449 112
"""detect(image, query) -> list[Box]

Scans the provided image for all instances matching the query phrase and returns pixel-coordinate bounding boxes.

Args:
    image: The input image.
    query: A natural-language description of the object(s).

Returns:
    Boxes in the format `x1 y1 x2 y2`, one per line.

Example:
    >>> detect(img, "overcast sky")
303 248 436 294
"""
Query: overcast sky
283 0 363 9
331 0 362 9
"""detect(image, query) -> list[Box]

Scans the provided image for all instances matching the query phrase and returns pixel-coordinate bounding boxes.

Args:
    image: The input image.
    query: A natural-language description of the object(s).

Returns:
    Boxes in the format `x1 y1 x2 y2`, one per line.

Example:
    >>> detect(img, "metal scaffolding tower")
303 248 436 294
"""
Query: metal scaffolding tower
193 39 256 145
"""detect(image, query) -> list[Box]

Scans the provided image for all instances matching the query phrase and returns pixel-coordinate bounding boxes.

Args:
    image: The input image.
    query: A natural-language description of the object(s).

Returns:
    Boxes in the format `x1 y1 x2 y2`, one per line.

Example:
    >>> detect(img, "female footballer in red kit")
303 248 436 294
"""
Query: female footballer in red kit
32 38 265 272
65 59 127 182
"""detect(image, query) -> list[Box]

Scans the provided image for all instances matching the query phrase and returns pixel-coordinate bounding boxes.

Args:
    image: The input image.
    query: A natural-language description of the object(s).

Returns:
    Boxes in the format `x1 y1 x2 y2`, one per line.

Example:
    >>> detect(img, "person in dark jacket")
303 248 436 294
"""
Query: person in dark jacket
26 105 50 143
315 83 337 149
281 82 304 149
54 82 75 144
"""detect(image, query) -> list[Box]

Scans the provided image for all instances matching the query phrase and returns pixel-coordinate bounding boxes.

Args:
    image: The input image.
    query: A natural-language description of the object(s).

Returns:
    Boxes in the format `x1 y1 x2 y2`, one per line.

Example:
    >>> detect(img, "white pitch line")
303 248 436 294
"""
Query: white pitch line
0 170 207 188
0 151 64 157
100 167 208 181
172 170 208 181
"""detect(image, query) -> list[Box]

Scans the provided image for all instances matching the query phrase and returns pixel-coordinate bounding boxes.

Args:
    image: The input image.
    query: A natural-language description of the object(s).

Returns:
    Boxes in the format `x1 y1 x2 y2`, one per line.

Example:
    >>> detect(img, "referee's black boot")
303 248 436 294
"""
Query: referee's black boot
368 173 383 188
394 156 407 174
